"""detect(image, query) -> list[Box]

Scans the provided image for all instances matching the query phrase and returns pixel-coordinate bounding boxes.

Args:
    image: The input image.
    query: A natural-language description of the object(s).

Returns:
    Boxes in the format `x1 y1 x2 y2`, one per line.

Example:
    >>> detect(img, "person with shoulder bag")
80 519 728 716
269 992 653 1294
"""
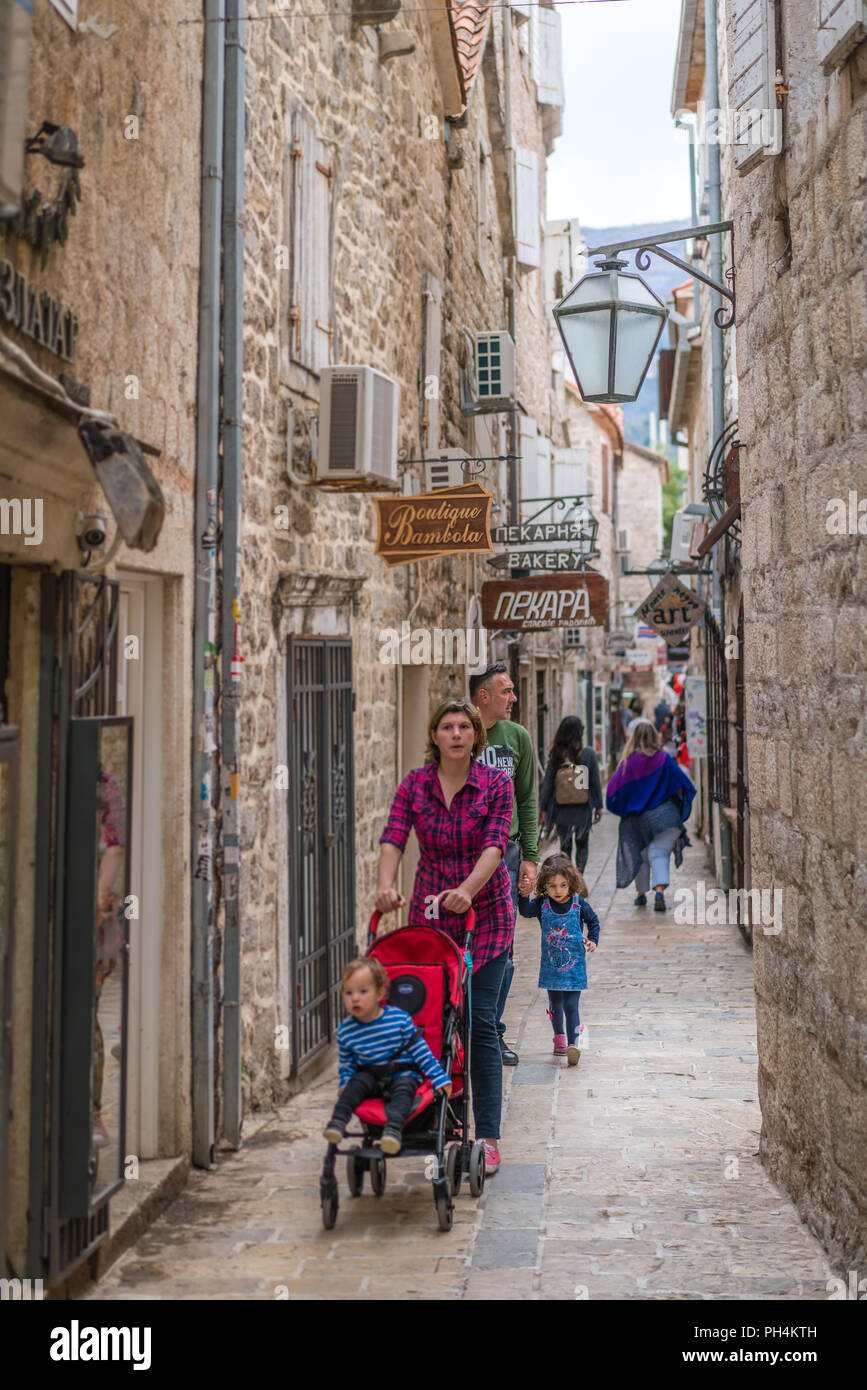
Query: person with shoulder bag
539 717 603 873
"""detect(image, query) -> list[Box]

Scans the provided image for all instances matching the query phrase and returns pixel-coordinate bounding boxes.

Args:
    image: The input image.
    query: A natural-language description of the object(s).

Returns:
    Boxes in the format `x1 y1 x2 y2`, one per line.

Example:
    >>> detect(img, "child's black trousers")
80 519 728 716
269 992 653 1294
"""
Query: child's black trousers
329 1069 419 1131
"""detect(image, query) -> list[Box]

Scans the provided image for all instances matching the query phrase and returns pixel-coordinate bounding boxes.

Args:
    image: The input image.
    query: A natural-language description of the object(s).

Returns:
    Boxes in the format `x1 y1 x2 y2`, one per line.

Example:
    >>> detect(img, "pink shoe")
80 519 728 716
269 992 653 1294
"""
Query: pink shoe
481 1140 501 1174
552 1033 567 1055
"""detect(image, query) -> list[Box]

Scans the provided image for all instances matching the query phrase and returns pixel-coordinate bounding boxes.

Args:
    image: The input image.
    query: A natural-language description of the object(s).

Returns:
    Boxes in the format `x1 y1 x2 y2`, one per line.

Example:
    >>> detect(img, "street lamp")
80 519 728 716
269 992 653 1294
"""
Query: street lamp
553 255 668 404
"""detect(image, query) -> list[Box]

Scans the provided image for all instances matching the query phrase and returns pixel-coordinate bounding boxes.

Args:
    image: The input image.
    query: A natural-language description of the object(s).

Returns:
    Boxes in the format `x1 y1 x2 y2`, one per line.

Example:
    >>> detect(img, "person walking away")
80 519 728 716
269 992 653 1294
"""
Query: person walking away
375 698 514 1174
469 663 538 1068
653 696 671 733
605 718 696 912
518 853 600 1066
539 716 602 873
323 957 452 1154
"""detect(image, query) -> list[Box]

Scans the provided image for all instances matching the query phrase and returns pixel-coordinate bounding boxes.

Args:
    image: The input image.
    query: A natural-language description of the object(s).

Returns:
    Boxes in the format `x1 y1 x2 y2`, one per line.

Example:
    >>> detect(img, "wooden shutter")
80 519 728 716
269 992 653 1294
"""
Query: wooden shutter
726 0 779 174
510 2 532 23
535 7 563 108
536 435 552 501
519 416 539 513
290 109 333 372
553 447 588 501
421 273 441 452
817 0 867 72
514 146 540 268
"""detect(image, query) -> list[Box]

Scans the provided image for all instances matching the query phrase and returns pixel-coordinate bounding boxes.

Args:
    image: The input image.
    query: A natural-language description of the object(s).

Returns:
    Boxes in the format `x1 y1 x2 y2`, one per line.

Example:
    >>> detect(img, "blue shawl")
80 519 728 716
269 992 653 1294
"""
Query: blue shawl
606 751 696 889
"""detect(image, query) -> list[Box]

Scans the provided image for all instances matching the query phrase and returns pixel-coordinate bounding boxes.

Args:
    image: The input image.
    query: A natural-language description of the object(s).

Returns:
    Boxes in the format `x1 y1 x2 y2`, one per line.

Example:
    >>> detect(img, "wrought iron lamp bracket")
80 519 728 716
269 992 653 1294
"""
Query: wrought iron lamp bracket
585 221 736 329
518 494 596 528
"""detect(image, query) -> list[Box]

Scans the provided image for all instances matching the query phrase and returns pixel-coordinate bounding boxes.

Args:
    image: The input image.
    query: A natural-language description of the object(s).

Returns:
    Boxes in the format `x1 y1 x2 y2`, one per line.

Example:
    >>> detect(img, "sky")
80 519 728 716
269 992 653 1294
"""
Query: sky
546 0 694 230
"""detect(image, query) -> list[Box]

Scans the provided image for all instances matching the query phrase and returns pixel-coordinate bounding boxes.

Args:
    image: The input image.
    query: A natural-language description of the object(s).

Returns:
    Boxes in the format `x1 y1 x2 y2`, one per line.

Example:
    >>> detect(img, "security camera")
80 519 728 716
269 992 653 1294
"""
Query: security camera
77 514 108 551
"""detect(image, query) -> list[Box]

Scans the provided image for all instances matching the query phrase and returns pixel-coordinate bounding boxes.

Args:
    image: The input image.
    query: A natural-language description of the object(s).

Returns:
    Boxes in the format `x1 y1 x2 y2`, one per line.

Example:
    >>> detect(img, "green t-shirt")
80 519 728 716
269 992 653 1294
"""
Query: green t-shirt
476 719 538 861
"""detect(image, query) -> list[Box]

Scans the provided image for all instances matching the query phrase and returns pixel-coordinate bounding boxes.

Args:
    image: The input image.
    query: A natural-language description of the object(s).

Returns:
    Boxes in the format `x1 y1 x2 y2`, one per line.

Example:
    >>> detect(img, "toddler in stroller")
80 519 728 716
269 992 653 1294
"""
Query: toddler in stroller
320 912 488 1231
323 955 452 1154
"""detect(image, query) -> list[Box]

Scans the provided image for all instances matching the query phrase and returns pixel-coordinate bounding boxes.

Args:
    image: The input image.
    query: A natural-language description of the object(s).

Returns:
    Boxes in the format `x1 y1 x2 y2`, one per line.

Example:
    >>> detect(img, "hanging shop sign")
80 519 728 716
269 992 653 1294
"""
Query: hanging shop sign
486 546 599 572
374 481 493 567
684 675 708 758
0 258 79 362
481 572 609 631
491 515 597 546
635 572 705 645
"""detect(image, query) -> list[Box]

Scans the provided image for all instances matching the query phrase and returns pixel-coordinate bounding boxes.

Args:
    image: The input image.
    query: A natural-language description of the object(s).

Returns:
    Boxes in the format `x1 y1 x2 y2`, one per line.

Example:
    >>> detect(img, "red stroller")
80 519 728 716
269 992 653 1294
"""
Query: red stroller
319 909 486 1232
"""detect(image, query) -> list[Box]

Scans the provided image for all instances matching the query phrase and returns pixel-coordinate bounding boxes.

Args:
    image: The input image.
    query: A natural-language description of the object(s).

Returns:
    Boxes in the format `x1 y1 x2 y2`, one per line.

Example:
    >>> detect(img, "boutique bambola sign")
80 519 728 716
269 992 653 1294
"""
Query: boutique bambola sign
374 482 493 566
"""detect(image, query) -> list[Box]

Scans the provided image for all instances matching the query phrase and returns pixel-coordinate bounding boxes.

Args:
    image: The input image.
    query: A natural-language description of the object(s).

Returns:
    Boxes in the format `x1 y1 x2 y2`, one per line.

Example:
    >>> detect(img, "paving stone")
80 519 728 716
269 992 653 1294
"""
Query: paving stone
471 1228 538 1269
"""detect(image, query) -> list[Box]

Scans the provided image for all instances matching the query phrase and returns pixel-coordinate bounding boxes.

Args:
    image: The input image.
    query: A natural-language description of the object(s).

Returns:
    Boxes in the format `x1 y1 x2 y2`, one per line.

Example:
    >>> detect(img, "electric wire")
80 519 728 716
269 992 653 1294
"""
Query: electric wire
178 1 637 23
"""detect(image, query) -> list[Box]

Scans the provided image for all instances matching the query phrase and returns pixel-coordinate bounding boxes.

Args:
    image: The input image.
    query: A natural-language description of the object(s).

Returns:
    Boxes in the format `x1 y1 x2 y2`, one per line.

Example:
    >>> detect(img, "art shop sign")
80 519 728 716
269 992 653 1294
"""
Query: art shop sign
635 573 705 645
481 572 609 631
0 258 79 363
374 481 492 567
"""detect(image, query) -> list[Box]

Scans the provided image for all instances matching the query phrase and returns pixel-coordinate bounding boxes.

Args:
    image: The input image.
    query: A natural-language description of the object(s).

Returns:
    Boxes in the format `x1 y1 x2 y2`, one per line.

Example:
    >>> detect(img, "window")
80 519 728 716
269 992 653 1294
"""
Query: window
817 0 867 73
514 146 540 268
519 415 539 517
535 6 564 108
289 109 334 373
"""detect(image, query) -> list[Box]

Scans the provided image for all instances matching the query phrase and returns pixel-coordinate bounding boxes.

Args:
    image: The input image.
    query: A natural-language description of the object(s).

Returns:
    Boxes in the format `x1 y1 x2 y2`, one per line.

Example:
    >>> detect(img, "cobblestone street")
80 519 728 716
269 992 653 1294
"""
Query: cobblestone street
84 815 833 1302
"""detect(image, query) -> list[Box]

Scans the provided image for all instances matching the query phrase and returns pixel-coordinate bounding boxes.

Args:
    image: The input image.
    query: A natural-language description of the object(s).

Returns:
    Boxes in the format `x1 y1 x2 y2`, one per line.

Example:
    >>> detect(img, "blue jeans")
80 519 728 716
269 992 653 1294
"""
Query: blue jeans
470 951 509 1139
634 825 681 892
547 989 581 1044
495 841 521 1038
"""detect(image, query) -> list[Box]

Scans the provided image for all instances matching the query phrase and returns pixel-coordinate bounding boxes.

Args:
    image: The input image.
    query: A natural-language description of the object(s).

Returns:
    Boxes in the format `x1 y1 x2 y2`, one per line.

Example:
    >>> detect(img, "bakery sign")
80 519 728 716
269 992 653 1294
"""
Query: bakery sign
374 481 493 567
635 572 705 645
481 572 609 631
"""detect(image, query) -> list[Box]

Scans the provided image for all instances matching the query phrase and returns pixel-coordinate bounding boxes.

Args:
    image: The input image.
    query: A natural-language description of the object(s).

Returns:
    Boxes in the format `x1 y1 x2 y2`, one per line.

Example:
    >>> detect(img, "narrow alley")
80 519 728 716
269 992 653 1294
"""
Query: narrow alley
85 816 830 1303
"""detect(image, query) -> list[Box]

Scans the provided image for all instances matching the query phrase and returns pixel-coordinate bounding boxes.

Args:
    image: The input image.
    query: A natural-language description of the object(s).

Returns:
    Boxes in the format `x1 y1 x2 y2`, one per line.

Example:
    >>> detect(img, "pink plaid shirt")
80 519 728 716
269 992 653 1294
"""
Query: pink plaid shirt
379 760 515 971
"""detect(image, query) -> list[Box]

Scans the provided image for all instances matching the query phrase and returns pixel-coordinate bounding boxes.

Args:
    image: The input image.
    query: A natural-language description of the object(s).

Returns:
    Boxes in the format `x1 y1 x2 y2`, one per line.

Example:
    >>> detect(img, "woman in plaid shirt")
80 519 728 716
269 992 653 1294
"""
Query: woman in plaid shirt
376 697 514 1174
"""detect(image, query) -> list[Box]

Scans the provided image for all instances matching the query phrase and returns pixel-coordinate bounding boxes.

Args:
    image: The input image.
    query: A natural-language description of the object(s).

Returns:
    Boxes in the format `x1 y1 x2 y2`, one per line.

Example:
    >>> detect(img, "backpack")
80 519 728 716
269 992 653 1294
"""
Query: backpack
554 755 590 805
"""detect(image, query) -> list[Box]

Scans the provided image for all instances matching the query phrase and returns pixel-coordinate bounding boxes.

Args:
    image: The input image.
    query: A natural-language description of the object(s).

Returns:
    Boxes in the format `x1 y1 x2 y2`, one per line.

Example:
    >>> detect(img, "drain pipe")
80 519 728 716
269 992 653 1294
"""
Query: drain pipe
503 11 519 530
191 0 225 1171
704 0 724 624
221 0 246 1150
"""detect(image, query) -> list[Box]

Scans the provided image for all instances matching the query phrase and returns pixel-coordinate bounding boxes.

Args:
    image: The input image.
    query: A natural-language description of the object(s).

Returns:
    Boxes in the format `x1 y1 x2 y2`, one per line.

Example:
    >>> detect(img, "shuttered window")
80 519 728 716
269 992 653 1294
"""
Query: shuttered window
476 142 492 278
290 109 334 373
515 146 540 268
420 272 442 452
519 416 539 516
536 435 552 500
817 0 867 72
535 6 564 107
726 0 779 173
553 447 588 501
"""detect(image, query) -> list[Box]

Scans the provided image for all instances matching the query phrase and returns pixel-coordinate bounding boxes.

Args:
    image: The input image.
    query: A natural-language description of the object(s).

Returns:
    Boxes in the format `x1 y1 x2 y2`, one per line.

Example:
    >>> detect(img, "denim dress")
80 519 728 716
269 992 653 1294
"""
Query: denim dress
538 895 588 991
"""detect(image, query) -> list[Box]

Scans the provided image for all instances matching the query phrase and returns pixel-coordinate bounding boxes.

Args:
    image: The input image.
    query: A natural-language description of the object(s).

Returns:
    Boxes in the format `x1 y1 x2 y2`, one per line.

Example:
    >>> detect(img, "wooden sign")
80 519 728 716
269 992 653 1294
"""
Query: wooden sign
374 482 493 567
481 572 609 631
635 573 705 644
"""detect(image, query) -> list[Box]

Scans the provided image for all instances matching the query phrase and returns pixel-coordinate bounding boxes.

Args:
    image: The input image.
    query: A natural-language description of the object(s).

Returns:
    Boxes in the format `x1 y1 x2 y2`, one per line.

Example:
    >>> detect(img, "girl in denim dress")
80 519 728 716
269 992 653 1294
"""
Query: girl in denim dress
518 853 600 1066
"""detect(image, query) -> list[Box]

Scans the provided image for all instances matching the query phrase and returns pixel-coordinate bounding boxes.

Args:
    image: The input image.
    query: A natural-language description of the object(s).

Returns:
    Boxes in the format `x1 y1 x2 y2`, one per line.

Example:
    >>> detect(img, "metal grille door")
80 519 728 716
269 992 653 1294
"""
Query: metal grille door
705 614 730 806
287 639 356 1073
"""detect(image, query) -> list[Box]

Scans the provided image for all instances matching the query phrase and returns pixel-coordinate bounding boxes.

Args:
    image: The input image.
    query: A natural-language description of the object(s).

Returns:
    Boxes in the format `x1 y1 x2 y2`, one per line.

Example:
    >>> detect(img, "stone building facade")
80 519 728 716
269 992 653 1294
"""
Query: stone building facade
0 0 201 1286
669 0 867 1269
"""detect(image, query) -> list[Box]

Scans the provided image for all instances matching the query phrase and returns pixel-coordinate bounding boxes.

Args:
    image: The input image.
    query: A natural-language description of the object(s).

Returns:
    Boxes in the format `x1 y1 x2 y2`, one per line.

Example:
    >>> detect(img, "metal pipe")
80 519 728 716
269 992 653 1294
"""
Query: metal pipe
503 12 519 530
191 0 225 1171
220 0 246 1151
704 0 725 622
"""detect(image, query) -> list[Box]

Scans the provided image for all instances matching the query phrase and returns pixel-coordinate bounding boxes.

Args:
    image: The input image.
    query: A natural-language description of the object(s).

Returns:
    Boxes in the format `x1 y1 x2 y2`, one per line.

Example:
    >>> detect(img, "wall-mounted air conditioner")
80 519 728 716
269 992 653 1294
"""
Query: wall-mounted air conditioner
473 331 516 404
317 365 400 486
426 450 470 492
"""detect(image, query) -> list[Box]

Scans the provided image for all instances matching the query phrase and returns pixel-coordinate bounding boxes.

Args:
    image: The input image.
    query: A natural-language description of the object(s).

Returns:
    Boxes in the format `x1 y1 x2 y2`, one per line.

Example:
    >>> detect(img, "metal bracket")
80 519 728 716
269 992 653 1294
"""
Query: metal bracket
586 220 736 329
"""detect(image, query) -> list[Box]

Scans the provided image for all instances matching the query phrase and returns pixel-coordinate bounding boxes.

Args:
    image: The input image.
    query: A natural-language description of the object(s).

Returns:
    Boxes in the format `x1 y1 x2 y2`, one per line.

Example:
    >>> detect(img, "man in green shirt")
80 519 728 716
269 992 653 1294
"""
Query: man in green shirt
469 663 538 1066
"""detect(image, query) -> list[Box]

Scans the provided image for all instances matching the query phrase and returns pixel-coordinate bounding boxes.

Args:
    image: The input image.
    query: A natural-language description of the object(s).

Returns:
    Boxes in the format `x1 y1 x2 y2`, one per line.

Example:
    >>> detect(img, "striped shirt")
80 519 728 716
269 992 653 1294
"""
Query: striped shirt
337 1004 451 1090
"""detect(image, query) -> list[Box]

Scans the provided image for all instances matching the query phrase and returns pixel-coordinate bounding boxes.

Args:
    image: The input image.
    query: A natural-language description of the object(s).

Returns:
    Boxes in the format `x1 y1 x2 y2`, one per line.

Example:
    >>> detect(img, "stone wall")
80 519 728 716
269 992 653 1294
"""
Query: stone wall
731 2 867 1268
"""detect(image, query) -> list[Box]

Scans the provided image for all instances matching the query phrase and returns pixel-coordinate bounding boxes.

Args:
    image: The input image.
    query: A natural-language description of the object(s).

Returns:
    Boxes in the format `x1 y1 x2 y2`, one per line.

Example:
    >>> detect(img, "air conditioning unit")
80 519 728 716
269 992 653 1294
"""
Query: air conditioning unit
670 510 695 564
426 450 470 492
317 365 400 486
473 332 516 404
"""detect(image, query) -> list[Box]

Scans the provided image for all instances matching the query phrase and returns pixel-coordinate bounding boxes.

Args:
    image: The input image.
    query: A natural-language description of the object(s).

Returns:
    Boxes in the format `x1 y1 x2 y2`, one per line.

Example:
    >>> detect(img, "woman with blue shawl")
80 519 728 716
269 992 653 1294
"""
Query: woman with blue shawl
605 718 696 912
